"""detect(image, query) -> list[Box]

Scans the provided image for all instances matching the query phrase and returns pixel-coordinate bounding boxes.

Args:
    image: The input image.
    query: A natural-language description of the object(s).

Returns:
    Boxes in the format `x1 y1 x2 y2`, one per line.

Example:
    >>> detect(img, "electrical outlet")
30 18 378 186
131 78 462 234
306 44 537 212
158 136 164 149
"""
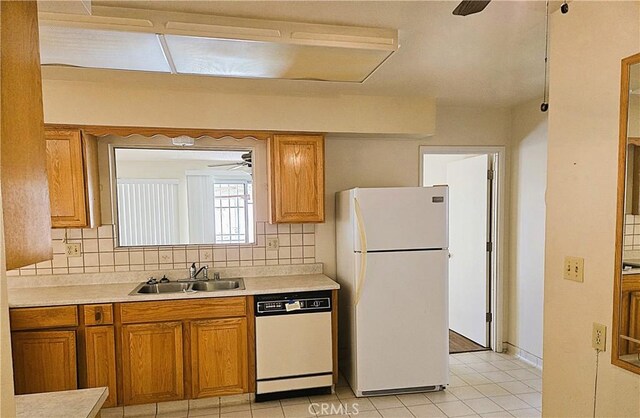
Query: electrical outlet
563 256 584 282
592 323 607 351
266 237 279 250
65 243 81 257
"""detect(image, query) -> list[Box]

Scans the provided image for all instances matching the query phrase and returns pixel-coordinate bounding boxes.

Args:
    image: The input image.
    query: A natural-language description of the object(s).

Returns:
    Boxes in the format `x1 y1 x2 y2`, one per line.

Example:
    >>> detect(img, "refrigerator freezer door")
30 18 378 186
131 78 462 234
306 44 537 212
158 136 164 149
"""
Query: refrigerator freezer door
353 187 448 252
353 250 449 394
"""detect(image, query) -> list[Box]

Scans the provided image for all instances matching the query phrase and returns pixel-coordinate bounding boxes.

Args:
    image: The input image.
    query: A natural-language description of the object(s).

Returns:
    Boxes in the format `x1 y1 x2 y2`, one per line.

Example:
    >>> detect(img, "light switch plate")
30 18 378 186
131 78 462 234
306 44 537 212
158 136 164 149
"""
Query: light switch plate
266 237 279 250
563 256 584 282
592 322 606 351
65 243 81 257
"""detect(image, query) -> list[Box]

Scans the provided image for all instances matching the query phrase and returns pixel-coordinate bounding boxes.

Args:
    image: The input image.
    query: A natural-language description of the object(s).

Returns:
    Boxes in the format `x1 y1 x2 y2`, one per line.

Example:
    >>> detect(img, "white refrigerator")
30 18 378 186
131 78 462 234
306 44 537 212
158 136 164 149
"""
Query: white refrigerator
335 186 449 397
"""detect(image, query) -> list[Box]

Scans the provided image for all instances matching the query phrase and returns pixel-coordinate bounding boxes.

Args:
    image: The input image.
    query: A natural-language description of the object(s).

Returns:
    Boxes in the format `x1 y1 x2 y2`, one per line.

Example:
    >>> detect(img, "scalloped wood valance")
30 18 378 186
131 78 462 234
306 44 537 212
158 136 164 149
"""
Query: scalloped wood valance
44 124 273 140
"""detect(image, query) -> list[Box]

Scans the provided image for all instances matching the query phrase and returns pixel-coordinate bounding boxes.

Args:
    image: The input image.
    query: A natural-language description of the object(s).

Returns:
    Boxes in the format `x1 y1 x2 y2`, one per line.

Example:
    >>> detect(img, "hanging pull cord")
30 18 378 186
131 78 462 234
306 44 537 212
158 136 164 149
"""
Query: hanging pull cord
541 0 550 112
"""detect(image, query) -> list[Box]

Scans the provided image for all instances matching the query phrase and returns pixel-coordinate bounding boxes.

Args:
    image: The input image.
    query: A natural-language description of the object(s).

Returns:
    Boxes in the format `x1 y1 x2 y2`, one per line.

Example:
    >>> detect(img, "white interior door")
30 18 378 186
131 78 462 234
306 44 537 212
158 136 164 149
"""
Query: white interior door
447 154 490 347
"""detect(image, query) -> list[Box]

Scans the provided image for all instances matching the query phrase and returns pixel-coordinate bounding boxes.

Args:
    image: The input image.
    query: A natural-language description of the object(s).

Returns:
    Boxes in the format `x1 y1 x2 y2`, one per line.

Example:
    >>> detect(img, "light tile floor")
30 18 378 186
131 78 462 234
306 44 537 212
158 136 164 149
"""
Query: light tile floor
101 352 542 418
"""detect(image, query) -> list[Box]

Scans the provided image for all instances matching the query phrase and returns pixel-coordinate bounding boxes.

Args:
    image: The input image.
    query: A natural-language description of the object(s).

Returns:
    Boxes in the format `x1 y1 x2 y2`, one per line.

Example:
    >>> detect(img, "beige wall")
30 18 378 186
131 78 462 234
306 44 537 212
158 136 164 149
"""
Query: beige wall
508 98 547 361
42 78 436 136
543 1 640 416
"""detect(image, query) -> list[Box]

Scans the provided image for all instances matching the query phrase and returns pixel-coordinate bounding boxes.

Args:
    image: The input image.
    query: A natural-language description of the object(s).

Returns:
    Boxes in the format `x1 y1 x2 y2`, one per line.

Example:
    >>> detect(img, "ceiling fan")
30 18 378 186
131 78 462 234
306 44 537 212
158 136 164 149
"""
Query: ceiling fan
208 151 252 170
452 0 491 16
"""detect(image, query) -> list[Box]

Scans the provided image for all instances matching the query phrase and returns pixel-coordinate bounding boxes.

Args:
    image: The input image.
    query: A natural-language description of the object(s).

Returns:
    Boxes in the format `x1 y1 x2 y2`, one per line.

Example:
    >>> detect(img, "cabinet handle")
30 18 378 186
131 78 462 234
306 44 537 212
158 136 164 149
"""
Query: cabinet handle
94 308 102 324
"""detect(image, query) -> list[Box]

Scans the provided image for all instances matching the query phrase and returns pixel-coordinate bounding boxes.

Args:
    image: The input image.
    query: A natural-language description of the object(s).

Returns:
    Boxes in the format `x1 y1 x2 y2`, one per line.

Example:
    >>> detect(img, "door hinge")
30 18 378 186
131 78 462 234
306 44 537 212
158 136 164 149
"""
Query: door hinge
486 242 493 252
486 312 493 323
487 169 494 180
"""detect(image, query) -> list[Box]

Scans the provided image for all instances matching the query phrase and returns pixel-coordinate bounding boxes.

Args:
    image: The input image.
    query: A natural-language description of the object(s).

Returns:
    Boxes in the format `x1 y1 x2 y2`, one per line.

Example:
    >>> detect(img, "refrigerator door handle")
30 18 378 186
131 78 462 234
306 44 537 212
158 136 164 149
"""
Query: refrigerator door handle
354 197 368 305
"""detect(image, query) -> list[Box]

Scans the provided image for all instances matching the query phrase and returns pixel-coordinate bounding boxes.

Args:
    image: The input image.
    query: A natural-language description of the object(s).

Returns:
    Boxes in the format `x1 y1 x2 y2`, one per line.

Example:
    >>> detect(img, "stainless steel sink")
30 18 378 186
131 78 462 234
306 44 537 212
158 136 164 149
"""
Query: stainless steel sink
134 282 192 294
130 278 245 295
191 279 244 291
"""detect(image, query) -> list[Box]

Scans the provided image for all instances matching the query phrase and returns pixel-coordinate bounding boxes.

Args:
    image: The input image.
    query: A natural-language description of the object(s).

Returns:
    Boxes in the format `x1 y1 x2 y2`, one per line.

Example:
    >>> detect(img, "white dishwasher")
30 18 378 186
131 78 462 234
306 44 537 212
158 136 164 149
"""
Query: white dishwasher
255 290 333 401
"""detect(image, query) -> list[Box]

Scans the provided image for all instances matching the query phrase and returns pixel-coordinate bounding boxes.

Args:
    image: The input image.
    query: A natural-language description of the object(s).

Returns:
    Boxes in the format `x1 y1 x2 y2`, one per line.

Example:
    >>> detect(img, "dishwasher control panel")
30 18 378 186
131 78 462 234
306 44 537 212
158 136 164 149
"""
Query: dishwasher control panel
255 290 332 316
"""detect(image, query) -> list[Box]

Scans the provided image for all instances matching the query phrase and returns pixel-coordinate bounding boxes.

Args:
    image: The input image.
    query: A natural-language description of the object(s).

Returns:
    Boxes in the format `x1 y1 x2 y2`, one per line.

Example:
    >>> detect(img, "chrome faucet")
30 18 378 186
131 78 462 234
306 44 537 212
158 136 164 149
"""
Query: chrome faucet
189 263 208 280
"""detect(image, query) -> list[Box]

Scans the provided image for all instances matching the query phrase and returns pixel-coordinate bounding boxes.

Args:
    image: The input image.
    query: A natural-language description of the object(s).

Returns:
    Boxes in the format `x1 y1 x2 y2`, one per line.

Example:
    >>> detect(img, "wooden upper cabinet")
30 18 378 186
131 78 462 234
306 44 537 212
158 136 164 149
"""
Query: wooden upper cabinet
45 129 101 228
0 1 52 270
121 322 184 405
268 134 325 223
190 318 248 398
12 330 77 394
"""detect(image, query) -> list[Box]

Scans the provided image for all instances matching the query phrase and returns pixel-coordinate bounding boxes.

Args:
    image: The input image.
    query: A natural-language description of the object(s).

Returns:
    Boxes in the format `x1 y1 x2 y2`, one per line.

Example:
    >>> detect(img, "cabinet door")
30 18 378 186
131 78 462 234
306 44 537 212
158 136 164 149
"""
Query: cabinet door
0 0 53 270
12 330 77 394
45 129 87 227
122 322 184 405
268 134 325 223
190 318 248 398
84 326 117 407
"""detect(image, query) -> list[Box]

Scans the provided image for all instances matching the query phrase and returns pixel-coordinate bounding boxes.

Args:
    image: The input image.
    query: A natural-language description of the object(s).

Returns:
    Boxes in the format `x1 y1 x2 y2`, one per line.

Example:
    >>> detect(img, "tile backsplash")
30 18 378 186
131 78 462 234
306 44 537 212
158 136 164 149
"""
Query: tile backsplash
624 214 640 257
9 222 316 277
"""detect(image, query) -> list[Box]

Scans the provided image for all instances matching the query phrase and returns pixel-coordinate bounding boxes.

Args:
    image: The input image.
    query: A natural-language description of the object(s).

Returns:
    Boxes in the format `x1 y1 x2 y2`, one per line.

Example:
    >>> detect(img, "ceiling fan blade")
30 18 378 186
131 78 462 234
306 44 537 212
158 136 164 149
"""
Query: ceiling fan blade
208 162 242 168
452 0 491 16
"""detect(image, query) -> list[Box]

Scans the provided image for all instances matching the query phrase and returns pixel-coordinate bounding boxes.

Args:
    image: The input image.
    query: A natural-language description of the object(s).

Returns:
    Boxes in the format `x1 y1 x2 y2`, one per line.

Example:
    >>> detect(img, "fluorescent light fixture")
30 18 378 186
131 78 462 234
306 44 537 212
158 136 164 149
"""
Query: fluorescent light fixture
39 25 172 73
38 7 398 83
164 34 393 82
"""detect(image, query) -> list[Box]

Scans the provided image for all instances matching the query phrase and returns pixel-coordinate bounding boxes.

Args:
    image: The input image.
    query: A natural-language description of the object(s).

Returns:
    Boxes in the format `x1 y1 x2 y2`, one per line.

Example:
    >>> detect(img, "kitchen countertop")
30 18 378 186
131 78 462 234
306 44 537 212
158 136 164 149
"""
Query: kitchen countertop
623 258 640 275
8 274 339 308
15 387 107 418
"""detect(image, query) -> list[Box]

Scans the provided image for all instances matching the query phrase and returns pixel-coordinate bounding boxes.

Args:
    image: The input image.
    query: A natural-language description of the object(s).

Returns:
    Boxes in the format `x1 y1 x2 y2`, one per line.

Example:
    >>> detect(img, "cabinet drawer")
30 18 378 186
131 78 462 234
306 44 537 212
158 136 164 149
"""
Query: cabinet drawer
10 306 78 331
120 297 246 324
82 304 113 326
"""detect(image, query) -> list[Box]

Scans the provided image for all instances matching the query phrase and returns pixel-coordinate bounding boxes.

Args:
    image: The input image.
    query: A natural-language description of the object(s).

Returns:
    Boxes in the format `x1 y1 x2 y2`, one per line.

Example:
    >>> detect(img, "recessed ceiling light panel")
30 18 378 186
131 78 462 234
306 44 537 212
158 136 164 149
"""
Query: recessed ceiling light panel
39 25 172 73
164 35 393 82
38 7 398 82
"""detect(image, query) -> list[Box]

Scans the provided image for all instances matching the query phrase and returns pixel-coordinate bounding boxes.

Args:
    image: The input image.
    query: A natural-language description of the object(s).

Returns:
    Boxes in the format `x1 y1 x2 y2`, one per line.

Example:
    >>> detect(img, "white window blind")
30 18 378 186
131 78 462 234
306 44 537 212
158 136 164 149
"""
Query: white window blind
117 179 179 246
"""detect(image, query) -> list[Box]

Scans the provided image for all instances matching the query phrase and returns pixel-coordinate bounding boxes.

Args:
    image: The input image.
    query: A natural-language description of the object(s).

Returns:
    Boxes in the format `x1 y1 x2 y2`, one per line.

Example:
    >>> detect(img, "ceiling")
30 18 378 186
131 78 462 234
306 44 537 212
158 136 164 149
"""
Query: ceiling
44 1 554 107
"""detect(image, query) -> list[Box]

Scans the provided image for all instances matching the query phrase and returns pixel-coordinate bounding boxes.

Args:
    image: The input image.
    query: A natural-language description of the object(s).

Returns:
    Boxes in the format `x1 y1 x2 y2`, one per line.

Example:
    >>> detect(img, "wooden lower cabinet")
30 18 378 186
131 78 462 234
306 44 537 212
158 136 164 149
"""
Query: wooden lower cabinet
12 330 77 394
190 318 248 398
83 326 117 407
10 297 262 406
121 322 184 405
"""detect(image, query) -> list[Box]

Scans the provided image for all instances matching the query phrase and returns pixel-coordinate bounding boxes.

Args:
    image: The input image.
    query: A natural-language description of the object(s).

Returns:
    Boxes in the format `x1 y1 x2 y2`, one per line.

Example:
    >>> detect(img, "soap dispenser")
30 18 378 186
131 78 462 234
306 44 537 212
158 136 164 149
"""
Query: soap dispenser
189 262 197 280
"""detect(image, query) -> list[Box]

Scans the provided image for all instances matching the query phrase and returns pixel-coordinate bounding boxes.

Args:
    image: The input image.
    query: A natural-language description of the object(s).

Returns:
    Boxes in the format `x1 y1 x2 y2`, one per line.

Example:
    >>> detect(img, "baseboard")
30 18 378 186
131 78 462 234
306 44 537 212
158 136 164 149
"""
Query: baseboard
503 342 543 370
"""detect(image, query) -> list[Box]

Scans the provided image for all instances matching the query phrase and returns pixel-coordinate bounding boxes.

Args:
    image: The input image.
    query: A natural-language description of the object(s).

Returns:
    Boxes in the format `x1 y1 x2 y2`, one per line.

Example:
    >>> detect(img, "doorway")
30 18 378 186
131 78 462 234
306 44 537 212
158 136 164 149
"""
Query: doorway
420 147 504 354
